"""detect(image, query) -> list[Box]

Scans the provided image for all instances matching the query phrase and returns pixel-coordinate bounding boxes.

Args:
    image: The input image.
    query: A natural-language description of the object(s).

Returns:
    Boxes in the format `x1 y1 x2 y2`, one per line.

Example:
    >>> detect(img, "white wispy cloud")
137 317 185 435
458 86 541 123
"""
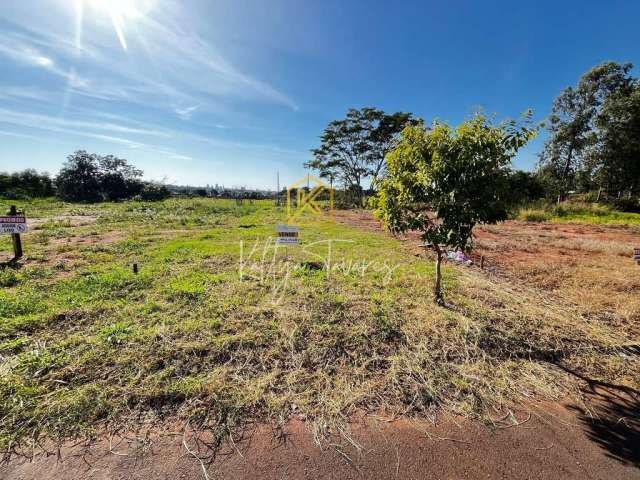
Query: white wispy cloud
0 107 205 165
0 103 299 158
0 4 298 113
0 35 93 91
0 129 40 140
0 108 169 138
175 105 200 120
0 86 53 102
0 40 53 68
169 153 194 161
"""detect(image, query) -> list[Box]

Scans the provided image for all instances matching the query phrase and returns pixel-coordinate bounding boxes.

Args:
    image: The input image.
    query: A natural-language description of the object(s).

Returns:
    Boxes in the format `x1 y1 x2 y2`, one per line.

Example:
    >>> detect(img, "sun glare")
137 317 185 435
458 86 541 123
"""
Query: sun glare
87 0 145 20
75 0 155 51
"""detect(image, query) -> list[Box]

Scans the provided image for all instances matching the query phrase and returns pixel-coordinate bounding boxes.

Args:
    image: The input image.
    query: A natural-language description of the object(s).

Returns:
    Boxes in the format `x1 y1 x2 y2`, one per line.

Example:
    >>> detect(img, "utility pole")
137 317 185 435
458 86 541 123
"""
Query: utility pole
276 170 280 206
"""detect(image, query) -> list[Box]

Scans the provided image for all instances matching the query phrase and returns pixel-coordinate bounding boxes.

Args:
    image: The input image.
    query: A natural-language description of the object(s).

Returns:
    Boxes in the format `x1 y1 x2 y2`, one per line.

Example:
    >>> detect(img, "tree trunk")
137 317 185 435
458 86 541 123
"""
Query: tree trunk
433 245 444 305
559 144 574 204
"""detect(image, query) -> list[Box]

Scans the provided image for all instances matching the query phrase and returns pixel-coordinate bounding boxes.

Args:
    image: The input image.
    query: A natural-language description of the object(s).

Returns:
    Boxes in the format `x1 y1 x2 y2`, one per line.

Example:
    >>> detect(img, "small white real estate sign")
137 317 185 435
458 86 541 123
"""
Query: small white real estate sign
0 216 28 234
276 224 299 245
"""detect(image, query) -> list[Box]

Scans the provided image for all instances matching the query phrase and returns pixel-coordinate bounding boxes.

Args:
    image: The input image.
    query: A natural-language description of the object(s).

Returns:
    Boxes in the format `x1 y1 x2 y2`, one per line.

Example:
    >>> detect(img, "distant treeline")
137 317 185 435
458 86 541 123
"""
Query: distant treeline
0 150 171 202
0 151 277 203
0 153 551 209
0 170 55 199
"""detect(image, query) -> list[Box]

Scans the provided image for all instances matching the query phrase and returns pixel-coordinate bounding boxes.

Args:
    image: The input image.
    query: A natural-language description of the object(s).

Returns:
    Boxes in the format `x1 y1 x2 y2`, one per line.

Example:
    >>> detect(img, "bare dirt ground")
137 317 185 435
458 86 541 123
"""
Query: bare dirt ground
2 389 638 480
2 211 639 479
332 209 640 267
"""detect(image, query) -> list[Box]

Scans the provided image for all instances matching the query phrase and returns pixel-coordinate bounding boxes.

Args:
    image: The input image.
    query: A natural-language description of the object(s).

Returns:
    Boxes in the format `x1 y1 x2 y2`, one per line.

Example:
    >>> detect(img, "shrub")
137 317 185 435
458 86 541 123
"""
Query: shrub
520 209 550 222
612 197 640 213
0 269 19 287
552 201 612 217
98 322 133 345
139 182 171 201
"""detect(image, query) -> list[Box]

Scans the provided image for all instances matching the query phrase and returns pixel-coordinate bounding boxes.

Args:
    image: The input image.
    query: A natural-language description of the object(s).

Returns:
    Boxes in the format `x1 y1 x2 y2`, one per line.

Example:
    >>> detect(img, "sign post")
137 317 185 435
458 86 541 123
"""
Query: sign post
1 206 27 260
276 224 299 261
276 224 300 246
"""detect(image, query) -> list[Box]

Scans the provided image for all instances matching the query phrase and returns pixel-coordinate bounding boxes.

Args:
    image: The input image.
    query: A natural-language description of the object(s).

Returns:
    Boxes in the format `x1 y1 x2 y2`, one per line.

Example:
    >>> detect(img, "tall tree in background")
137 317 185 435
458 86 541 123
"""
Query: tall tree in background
56 151 144 202
307 107 418 203
539 62 635 201
99 154 143 201
367 109 421 183
590 82 640 197
56 151 102 202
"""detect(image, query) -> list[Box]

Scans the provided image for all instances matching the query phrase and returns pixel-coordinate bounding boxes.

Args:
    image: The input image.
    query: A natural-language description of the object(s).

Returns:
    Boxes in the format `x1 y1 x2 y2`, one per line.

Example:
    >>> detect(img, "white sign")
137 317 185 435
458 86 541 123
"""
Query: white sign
276 224 299 245
0 216 28 234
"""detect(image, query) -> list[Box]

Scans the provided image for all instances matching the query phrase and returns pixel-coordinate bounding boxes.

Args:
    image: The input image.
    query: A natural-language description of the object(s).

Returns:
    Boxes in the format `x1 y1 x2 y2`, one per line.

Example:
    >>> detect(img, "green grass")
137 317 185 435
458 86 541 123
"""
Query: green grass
0 197 637 454
516 200 640 225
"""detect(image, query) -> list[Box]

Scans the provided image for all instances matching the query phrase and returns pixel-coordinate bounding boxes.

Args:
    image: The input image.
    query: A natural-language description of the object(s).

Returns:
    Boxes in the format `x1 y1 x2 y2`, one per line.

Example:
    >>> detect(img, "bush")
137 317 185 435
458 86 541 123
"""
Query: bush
505 170 546 206
0 269 19 287
139 182 171 201
0 190 30 201
612 197 640 213
520 209 550 222
552 202 612 217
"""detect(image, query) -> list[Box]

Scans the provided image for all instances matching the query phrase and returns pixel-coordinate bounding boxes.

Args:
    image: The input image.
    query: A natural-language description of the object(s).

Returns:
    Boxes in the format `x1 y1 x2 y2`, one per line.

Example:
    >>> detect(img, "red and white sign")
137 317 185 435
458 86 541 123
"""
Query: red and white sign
276 224 299 245
0 216 28 234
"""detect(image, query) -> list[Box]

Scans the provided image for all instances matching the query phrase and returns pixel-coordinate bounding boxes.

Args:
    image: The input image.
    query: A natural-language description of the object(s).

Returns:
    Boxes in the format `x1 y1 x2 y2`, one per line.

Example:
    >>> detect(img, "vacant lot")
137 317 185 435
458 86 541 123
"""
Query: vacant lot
0 199 638 474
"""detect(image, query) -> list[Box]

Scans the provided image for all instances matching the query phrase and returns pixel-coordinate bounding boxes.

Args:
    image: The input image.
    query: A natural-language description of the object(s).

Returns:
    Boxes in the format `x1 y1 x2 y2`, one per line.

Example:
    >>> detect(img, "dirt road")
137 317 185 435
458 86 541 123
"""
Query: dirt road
3 387 639 480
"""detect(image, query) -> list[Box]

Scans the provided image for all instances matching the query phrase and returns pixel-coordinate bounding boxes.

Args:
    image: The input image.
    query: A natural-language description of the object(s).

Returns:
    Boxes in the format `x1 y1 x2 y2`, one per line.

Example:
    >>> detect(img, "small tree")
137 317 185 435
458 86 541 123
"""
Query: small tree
376 114 537 304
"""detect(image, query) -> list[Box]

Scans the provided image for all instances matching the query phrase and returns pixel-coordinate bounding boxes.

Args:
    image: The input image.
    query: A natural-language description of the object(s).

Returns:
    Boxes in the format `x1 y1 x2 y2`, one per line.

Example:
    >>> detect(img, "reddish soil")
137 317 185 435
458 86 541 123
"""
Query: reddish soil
332 209 640 273
2 388 638 480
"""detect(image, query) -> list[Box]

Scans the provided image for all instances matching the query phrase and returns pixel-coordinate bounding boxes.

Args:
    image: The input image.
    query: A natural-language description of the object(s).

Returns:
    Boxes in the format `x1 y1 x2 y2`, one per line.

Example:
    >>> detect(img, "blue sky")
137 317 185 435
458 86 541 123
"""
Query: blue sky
0 0 638 189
